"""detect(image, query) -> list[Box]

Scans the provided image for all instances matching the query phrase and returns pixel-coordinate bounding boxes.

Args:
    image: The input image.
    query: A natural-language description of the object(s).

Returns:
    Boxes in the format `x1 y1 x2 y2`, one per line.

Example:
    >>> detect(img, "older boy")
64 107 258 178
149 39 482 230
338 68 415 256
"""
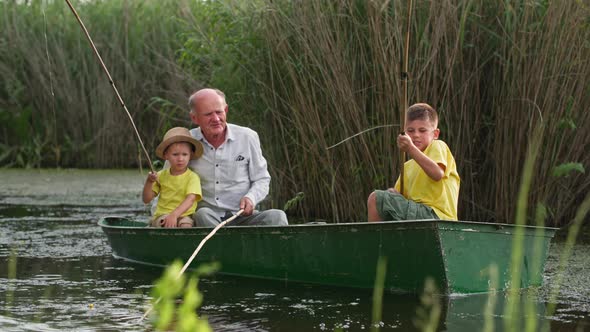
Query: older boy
143 127 203 228
367 103 460 221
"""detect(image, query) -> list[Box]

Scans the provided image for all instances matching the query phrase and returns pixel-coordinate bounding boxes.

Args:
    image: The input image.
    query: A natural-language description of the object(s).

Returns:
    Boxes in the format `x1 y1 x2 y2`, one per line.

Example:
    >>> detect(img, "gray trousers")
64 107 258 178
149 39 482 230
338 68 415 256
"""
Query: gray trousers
192 207 288 227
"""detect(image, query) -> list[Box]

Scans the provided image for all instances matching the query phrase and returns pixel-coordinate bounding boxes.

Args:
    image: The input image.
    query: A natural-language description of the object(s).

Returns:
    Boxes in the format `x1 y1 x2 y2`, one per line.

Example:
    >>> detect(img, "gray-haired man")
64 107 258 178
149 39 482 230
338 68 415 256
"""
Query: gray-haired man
185 88 288 227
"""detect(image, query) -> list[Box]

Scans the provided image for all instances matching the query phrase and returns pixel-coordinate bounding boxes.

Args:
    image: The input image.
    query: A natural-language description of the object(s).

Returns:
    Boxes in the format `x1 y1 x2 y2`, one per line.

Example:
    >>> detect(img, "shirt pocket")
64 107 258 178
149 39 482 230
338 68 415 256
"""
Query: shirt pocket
228 160 249 182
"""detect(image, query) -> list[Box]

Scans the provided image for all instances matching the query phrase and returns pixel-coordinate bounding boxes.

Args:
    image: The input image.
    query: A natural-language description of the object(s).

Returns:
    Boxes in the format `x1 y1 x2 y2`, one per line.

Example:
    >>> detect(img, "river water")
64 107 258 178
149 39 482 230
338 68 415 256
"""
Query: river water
0 169 588 331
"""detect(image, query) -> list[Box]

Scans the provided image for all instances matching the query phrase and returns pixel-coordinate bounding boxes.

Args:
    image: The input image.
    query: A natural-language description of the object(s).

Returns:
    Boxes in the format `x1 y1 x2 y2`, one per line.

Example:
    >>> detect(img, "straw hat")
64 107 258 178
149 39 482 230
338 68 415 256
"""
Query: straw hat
155 127 203 160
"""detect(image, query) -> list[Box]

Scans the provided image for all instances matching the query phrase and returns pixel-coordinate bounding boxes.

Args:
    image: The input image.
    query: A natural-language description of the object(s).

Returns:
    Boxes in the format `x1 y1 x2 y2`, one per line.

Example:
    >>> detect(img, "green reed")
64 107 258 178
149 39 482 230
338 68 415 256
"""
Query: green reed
503 121 545 331
4 249 17 315
413 278 441 332
371 256 386 332
2 0 589 227
179 0 590 226
482 263 499 332
0 0 197 168
149 260 216 332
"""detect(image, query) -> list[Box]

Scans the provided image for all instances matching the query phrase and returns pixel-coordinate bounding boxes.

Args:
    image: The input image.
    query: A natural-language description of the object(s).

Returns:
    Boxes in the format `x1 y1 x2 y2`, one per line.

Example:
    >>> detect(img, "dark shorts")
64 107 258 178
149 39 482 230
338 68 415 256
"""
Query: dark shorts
375 190 439 221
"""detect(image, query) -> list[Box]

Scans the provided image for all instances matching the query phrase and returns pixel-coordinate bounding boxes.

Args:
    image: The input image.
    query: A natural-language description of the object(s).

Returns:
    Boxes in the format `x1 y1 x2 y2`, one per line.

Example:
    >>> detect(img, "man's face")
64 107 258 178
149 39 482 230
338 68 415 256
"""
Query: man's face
190 94 228 138
405 119 439 151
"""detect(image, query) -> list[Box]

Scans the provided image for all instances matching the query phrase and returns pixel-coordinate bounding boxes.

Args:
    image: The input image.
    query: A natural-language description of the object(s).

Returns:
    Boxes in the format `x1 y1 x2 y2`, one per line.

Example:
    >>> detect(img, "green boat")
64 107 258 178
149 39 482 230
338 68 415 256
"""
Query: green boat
98 217 556 294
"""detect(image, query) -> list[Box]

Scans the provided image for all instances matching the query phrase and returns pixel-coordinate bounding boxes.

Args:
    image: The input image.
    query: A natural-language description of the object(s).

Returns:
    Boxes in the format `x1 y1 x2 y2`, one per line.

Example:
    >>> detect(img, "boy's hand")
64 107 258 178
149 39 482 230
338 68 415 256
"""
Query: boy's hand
397 133 414 152
146 172 158 183
162 214 178 228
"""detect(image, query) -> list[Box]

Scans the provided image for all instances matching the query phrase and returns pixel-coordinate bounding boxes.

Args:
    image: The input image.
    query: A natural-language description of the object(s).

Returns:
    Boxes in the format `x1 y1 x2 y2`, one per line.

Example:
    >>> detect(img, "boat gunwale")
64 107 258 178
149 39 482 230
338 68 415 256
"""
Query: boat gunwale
97 216 559 232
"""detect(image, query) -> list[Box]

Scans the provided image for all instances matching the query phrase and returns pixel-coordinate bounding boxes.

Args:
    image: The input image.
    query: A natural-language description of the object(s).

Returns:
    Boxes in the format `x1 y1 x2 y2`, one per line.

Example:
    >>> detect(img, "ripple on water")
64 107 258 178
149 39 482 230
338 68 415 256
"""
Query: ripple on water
0 316 60 332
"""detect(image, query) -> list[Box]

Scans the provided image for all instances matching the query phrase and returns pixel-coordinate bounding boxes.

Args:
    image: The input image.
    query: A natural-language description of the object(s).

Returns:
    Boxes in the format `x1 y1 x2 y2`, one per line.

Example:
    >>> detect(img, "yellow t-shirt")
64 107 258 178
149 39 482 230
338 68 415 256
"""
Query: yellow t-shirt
152 169 202 218
394 140 460 220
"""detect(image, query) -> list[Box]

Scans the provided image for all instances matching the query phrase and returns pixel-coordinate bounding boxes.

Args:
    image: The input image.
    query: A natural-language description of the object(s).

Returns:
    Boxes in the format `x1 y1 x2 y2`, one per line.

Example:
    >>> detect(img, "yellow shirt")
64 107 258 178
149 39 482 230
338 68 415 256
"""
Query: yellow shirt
152 169 202 218
394 140 460 220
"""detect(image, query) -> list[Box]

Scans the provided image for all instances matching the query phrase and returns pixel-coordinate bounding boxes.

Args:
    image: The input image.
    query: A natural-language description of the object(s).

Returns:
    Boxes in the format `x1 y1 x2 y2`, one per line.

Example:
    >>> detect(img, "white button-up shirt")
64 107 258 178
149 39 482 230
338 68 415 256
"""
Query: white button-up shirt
188 124 271 217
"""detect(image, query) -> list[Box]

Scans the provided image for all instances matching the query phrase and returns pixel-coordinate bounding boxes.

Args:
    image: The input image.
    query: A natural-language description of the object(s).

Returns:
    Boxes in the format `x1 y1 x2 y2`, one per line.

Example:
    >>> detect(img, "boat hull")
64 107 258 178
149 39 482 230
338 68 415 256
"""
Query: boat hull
99 218 556 294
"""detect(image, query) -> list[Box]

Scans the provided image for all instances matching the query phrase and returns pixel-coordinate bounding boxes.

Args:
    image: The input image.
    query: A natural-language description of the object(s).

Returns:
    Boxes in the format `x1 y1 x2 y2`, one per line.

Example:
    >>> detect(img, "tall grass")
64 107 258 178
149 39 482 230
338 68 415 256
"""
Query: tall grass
214 0 590 225
2 0 589 226
0 0 198 168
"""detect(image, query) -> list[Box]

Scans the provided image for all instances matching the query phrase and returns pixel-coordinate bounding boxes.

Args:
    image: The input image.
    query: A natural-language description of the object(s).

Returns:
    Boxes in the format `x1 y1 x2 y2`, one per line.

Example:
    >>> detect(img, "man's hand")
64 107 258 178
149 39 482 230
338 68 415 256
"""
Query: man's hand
162 214 178 228
240 197 254 216
396 133 415 153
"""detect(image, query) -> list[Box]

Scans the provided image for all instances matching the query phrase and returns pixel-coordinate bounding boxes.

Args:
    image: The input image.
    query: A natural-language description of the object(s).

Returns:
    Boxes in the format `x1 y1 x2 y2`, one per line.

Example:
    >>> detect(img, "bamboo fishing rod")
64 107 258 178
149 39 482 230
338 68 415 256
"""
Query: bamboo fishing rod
325 1 414 195
399 0 413 196
139 209 245 322
64 0 155 174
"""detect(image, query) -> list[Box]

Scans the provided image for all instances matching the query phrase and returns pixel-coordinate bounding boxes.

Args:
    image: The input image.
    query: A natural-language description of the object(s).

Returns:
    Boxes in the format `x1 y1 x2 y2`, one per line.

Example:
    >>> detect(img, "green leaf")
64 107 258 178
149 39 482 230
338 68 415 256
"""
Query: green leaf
552 163 585 177
557 118 576 130
283 192 305 211
150 261 217 331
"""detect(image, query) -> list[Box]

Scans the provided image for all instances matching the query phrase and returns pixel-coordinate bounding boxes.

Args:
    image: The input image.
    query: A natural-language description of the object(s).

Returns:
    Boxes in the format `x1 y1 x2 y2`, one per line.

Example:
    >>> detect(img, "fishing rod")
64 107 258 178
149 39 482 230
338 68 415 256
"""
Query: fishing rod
399 0 413 195
64 0 248 324
325 1 413 194
64 0 156 174
139 209 245 322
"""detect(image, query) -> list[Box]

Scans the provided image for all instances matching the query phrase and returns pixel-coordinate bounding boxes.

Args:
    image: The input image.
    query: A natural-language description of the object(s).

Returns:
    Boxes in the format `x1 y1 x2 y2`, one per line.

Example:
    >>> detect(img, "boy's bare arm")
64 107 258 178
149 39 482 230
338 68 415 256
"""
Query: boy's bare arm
142 172 158 204
409 148 444 181
398 134 444 181
161 194 197 228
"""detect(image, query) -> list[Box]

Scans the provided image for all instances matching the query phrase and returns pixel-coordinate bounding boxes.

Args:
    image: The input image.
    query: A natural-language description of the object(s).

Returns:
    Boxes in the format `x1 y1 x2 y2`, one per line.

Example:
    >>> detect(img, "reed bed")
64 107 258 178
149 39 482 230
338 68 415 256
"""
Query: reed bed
0 0 198 168
1 0 589 226
241 0 590 225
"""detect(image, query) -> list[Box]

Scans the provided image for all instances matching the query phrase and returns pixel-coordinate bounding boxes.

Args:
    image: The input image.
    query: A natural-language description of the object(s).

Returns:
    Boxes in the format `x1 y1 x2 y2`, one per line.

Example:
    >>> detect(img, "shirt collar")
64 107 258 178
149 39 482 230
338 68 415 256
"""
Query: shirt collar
225 124 235 141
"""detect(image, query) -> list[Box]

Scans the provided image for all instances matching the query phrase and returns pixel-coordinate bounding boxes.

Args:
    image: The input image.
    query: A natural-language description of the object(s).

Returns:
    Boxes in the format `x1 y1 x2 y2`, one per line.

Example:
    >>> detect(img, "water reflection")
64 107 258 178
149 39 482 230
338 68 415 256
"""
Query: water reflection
0 169 589 331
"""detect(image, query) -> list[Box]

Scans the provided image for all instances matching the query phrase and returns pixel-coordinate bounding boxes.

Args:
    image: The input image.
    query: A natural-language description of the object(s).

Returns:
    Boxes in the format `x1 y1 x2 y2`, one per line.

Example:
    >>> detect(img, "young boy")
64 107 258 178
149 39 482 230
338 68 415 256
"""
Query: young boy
367 103 460 221
142 127 203 228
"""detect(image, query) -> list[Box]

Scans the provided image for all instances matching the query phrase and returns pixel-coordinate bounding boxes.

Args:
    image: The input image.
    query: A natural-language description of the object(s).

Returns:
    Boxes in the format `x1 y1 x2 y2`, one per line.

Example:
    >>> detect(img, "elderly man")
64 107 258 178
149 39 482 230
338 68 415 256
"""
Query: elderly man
186 88 288 227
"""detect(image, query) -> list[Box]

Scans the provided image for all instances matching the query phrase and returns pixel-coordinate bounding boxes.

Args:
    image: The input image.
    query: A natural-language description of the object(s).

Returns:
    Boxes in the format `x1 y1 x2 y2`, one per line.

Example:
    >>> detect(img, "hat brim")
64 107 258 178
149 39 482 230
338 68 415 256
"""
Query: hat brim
156 135 203 160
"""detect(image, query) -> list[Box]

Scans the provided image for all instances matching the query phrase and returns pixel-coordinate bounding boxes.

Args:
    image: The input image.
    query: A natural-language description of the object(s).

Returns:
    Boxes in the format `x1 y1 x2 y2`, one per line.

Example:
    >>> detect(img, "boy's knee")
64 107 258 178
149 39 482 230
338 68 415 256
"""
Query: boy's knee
178 216 194 228
368 191 377 206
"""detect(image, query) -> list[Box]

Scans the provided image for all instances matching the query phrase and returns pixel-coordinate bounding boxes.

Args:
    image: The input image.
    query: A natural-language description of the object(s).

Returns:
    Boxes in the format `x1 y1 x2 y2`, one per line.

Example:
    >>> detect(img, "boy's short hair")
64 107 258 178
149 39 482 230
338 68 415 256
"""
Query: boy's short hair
407 103 438 127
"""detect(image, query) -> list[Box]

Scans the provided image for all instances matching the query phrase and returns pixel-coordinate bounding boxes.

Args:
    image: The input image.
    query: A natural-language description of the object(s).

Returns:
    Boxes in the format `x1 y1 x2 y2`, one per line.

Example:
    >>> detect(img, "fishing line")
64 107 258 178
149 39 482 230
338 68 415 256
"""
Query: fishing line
325 124 399 150
139 209 245 322
43 9 58 150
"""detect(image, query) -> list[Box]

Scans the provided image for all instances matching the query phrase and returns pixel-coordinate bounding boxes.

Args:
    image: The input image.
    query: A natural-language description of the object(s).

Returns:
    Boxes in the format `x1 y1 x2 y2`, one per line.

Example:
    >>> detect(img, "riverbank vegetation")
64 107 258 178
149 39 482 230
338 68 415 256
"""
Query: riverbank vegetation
1 0 589 226
0 0 197 168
